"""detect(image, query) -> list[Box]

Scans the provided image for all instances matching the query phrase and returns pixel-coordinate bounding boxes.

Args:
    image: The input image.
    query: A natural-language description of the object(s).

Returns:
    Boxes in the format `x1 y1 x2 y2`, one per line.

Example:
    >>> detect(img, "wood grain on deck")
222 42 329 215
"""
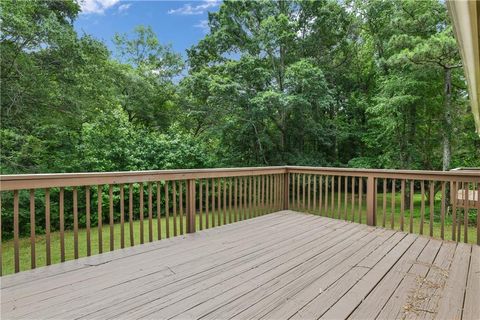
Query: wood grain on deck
1 211 477 320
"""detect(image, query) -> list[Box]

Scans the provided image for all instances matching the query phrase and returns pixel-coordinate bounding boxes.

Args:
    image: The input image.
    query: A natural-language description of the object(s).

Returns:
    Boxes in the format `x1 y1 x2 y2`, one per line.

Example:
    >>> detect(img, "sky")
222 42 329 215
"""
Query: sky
74 0 221 57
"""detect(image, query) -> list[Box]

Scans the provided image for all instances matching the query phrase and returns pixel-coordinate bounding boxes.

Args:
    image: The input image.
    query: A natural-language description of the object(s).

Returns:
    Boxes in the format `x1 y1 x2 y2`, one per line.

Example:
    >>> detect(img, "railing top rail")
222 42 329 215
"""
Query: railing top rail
1 166 479 191
1 166 287 180
285 165 480 175
286 166 480 180
0 166 287 191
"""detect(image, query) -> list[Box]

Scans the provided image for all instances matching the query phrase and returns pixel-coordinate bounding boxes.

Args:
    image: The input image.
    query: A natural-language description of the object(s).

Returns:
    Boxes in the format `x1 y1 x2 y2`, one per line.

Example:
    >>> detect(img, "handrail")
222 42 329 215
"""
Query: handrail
286 166 480 180
2 166 479 191
0 167 287 191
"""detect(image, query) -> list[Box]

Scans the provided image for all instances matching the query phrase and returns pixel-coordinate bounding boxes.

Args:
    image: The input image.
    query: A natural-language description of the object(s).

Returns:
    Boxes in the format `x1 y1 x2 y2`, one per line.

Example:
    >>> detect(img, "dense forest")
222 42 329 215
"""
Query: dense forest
1 0 479 175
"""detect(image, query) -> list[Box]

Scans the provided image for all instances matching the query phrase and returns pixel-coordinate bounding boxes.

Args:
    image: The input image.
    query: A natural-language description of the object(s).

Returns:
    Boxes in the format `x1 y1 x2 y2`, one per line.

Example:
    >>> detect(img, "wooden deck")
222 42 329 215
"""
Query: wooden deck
1 211 478 320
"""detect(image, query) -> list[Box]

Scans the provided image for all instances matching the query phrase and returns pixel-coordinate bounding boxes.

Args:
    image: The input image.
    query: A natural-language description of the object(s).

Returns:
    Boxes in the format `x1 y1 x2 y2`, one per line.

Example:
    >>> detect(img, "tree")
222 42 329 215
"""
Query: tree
112 26 184 129
185 0 356 166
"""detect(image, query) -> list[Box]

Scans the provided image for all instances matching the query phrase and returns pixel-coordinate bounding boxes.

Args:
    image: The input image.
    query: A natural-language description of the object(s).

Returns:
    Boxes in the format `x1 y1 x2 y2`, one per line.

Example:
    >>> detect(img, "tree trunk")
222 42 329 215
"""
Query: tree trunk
404 104 416 209
442 68 452 171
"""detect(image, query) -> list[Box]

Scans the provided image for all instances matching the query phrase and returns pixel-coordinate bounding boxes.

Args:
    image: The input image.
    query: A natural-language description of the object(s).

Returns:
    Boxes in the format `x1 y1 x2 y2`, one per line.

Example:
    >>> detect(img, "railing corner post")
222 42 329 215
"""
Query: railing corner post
187 179 196 233
283 171 289 210
366 175 376 226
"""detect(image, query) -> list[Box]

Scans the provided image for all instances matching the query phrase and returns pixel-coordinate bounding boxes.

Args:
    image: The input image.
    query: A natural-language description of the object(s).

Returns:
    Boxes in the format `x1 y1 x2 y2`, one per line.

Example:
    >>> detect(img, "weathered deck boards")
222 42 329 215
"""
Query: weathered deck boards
1 211 477 320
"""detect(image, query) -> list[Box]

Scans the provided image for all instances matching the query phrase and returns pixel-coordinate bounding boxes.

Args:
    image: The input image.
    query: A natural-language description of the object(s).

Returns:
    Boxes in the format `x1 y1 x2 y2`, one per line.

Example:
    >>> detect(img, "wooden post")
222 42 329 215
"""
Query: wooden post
284 172 289 210
366 175 376 226
187 179 196 233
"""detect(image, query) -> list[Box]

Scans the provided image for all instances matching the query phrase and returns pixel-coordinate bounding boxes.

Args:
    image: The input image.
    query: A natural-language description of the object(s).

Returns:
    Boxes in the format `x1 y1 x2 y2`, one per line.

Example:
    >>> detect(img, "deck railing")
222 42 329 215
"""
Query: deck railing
287 166 480 246
0 166 479 275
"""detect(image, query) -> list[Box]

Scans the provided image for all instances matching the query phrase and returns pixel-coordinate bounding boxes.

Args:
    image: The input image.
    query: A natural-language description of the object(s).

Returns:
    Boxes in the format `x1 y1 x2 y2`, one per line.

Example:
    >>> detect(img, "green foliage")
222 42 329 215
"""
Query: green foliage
1 0 479 238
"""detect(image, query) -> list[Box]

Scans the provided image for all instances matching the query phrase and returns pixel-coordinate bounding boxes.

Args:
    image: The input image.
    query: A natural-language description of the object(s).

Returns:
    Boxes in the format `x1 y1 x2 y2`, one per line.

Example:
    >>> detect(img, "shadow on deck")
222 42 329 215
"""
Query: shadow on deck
1 211 478 319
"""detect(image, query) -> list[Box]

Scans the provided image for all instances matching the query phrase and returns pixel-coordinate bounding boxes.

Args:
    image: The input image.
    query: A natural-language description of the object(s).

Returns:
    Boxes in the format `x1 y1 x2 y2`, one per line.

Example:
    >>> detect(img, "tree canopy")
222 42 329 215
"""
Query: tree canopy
1 0 479 175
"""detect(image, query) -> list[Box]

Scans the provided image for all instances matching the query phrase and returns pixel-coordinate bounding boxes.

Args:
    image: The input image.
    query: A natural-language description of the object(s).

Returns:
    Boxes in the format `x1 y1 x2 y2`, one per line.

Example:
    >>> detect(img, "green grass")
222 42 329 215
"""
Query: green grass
290 191 478 245
1 208 273 275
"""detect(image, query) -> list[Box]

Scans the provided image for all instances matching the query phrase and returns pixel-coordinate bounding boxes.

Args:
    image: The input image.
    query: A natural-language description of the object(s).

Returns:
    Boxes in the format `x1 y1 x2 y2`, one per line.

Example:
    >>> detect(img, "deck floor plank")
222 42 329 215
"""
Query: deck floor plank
319 233 418 319
3 214 320 318
347 238 441 320
289 237 429 320
1 212 295 291
226 229 397 320
374 239 445 320
104 219 366 319
55 216 350 319
435 243 472 320
463 245 480 320
0 210 476 320
407 241 457 320
193 228 392 320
